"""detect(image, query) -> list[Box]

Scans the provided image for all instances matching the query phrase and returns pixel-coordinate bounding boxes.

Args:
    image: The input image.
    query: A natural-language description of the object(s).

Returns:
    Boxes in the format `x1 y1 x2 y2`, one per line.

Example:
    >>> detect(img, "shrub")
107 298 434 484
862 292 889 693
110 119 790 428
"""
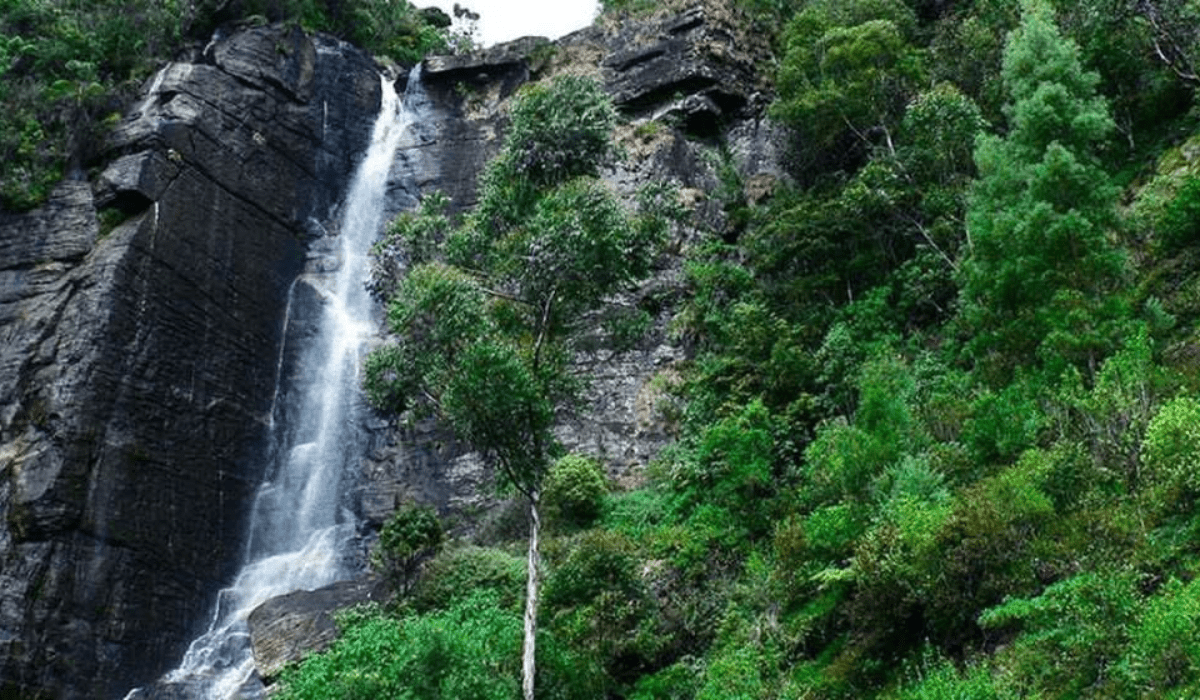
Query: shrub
275 593 520 700
979 570 1139 696
275 591 603 700
543 454 609 530
601 487 672 543
962 381 1043 465
1140 396 1200 500
802 503 867 562
892 652 1001 700
1118 577 1200 695
695 642 776 700
629 660 703 700
544 530 643 608
497 74 617 189
412 545 525 612
372 502 443 595
543 530 661 682
919 452 1057 646
1156 177 1200 254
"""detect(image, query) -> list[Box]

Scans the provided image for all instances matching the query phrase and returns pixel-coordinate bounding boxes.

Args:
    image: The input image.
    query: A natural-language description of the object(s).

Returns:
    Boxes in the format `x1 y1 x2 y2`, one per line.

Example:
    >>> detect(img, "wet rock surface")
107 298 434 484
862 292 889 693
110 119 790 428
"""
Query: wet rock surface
0 26 381 699
358 0 784 524
248 0 786 677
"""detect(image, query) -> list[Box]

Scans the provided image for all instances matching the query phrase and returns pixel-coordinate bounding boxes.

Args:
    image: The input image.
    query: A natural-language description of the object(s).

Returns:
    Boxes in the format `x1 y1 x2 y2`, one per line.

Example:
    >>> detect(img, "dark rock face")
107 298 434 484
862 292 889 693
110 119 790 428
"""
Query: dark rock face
1 1 789 692
248 2 785 673
598 3 771 132
0 26 381 699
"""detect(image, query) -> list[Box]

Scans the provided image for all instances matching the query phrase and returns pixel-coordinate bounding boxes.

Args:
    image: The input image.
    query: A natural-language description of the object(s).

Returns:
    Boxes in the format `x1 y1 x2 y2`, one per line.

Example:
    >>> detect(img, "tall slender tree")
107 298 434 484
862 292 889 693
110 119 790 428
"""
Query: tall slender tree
365 74 665 699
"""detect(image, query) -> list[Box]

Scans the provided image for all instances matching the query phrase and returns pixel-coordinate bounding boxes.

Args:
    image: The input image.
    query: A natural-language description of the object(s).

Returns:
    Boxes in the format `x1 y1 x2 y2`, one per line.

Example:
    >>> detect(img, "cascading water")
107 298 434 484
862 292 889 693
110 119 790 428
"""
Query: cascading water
124 71 414 700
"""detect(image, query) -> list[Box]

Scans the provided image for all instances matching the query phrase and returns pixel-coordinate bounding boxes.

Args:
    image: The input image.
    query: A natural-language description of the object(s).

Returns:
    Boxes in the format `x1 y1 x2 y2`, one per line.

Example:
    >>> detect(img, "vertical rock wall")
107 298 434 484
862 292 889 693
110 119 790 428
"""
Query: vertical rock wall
0 25 381 699
0 2 792 694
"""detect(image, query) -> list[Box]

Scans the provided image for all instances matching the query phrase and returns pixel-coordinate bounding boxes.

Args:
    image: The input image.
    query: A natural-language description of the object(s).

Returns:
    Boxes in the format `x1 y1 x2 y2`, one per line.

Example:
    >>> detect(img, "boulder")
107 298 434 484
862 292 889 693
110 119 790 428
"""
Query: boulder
248 578 387 680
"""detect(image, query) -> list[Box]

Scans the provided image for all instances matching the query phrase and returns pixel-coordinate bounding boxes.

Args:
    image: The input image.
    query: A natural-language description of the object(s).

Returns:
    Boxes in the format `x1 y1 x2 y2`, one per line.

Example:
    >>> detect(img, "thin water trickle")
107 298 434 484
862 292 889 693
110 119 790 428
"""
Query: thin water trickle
124 71 414 699
137 67 167 119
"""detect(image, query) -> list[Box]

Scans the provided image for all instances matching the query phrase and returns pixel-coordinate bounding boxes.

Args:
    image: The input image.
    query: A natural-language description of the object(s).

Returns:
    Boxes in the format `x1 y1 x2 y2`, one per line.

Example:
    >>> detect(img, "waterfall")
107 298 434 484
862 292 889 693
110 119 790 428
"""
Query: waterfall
124 71 413 700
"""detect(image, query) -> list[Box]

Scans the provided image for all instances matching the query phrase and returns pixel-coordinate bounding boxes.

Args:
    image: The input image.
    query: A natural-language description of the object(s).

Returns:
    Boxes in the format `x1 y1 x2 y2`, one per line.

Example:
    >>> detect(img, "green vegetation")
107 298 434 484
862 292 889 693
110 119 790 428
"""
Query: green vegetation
363 74 666 700
0 0 458 212
542 454 609 531
290 0 1200 698
959 2 1125 377
274 592 604 700
373 502 444 595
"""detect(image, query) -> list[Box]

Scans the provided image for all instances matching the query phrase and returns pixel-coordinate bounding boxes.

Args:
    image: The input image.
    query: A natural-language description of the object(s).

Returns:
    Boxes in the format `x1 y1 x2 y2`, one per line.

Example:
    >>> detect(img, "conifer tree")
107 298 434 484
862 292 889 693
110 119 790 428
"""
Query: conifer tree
959 0 1126 377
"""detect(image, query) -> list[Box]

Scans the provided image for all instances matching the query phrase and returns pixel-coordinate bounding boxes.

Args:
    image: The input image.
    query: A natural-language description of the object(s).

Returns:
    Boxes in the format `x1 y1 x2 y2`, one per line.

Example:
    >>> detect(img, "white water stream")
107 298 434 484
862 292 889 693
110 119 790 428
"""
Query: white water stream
125 72 412 699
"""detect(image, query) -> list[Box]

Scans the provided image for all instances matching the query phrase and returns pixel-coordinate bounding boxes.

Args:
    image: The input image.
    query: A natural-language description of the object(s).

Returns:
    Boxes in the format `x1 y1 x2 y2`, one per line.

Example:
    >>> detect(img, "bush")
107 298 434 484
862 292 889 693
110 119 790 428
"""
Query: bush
978 570 1139 696
962 381 1043 465
1156 177 1200 254
892 653 1001 700
696 642 777 700
275 594 520 700
1140 396 1200 500
372 502 443 595
496 74 617 189
543 530 661 682
275 591 603 700
412 545 525 612
543 454 609 530
601 487 672 542
919 452 1058 647
683 400 776 530
801 503 867 562
1118 577 1200 695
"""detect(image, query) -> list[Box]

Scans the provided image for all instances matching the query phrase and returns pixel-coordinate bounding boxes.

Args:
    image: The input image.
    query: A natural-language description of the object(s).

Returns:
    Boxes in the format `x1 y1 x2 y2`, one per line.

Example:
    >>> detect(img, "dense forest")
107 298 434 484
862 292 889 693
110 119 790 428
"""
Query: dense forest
342 0 1200 697
11 0 1200 696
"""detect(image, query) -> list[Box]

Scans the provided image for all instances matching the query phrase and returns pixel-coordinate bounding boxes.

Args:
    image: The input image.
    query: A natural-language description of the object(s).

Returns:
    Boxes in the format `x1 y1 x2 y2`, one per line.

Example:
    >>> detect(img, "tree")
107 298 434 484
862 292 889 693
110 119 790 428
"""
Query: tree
365 75 665 700
1131 0 1200 87
958 0 1126 378
772 0 926 171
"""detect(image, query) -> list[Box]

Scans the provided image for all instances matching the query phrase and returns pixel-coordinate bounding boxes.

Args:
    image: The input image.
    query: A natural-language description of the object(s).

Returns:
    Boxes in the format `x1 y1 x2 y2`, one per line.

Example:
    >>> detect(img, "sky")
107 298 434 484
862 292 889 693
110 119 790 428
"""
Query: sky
424 0 601 47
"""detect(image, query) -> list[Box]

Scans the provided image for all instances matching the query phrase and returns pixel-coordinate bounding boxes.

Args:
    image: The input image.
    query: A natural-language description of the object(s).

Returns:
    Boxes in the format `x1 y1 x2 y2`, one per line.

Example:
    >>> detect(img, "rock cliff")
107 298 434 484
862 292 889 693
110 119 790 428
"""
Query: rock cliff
253 3 789 677
0 2 790 696
0 25 381 699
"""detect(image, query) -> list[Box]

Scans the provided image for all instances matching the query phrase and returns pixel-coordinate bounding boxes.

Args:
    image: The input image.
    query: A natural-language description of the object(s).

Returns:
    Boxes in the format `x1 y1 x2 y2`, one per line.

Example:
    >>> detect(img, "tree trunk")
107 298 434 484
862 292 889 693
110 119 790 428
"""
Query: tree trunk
522 490 541 700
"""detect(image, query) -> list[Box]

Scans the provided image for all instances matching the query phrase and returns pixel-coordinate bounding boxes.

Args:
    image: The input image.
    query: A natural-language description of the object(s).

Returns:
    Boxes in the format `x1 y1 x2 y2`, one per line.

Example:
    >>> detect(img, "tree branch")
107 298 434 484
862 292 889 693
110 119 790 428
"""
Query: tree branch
1138 0 1200 85
533 287 557 371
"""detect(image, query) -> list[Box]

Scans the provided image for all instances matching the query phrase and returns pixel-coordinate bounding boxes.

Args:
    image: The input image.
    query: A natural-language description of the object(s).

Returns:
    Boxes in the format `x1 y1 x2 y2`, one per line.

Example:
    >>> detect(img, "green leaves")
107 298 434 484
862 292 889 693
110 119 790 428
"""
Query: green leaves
441 339 555 488
275 593 523 700
543 454 608 529
373 503 443 594
502 75 617 188
0 0 454 210
1140 396 1200 499
773 0 925 165
959 3 1126 376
